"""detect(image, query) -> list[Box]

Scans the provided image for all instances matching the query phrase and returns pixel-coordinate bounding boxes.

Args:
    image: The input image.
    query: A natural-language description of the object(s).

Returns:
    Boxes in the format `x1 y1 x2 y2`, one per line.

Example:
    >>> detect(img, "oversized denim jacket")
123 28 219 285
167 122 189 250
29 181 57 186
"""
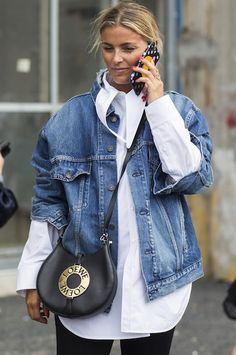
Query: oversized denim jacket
31 72 213 301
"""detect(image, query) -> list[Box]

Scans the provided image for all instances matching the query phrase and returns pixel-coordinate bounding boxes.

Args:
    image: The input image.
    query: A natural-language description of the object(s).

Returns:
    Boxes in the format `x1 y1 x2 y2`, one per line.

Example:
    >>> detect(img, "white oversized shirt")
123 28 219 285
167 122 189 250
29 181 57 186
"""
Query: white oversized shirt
17 75 201 339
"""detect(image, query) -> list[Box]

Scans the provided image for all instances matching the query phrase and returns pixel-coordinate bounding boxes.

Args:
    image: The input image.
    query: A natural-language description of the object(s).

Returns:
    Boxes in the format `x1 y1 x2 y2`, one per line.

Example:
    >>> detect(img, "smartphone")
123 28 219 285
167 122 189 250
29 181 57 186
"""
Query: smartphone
130 42 160 96
0 141 11 157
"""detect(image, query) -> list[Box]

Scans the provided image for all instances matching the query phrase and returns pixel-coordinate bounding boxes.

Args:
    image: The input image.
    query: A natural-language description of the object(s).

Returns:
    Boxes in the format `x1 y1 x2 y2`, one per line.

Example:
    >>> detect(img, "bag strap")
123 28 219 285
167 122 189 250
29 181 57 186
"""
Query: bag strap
102 113 146 238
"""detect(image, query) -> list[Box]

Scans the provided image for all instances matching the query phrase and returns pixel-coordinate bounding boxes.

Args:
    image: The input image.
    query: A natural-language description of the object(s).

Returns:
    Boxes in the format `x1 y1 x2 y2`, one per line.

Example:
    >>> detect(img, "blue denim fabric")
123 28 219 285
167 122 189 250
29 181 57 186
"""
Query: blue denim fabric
31 71 213 301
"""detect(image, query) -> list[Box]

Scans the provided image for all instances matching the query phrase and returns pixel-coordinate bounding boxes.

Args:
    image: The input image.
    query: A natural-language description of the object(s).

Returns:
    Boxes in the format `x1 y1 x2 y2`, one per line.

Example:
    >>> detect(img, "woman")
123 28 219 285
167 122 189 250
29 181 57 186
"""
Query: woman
17 2 213 355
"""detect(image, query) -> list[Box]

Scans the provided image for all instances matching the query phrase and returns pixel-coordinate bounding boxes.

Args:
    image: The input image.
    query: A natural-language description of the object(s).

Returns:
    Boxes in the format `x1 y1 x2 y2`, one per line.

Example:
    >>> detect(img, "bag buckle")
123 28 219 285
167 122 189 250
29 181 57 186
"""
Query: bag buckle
100 232 112 244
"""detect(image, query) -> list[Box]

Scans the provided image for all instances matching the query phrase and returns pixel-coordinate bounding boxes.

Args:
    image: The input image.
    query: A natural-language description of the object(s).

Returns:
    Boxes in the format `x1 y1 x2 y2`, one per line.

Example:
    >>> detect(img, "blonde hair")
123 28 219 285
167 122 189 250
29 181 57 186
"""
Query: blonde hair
90 1 163 53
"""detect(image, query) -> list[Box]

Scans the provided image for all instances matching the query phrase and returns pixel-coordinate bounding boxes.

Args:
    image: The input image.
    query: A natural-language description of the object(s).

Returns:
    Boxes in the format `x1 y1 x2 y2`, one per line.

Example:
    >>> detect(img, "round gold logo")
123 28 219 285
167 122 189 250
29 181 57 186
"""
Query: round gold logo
58 264 90 298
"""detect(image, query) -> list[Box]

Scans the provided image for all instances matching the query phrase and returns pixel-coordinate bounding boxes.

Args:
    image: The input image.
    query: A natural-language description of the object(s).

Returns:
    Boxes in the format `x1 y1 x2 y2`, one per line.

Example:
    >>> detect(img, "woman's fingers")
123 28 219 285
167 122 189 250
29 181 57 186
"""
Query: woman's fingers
26 289 49 324
133 57 163 103
133 57 160 81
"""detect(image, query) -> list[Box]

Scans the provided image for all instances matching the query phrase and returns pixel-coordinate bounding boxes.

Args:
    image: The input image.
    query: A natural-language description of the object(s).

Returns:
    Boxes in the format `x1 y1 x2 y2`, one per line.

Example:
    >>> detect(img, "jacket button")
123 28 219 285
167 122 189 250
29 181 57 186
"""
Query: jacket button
139 208 149 215
132 170 143 177
110 115 117 123
65 171 72 179
107 145 113 152
108 185 115 191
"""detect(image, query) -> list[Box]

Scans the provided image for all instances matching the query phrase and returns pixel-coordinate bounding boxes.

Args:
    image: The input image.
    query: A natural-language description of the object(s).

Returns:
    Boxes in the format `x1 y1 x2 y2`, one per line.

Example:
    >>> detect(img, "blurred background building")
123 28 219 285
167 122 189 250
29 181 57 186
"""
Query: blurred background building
0 0 235 282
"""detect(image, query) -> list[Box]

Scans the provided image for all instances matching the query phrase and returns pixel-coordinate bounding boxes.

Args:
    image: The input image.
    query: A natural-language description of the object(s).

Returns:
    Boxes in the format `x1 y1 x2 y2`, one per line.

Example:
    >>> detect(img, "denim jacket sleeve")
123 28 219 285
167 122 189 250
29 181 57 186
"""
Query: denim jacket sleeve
31 127 69 229
153 92 213 195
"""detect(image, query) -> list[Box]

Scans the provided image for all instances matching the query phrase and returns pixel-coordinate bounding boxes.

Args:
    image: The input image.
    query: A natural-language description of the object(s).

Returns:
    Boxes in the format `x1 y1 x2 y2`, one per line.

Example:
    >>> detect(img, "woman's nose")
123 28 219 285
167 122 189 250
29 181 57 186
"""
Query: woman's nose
112 50 123 63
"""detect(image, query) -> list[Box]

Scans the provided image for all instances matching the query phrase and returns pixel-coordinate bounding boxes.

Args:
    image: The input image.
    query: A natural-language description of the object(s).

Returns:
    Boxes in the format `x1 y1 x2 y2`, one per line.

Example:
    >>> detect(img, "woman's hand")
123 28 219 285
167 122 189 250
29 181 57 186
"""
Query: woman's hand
26 289 49 324
132 57 164 104
0 153 4 176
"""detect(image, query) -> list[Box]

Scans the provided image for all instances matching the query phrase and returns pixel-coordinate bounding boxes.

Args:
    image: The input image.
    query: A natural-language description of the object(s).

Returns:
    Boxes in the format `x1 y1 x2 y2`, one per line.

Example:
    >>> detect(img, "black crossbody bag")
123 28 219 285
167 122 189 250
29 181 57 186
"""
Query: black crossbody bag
36 114 146 318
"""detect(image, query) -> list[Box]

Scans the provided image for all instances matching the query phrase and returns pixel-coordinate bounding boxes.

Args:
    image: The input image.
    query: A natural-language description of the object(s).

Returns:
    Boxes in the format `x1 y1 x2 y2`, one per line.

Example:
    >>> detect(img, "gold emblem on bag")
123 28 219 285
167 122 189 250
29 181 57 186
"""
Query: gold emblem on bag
58 264 90 298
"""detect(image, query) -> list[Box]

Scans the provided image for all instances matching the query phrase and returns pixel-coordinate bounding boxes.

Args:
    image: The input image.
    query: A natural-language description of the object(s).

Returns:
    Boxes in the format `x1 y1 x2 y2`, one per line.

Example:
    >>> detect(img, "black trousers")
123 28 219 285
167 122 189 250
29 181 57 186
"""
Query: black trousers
55 316 175 355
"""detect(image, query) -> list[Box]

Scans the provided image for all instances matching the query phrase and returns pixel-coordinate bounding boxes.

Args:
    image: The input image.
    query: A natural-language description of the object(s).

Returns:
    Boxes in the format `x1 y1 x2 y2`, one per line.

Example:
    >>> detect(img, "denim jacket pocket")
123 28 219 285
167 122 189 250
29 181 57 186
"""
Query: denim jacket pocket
50 159 91 209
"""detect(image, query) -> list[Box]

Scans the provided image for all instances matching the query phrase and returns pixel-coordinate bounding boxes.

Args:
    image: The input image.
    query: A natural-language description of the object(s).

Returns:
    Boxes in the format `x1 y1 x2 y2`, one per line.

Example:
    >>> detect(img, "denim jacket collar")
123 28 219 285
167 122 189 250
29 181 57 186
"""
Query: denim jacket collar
91 69 115 117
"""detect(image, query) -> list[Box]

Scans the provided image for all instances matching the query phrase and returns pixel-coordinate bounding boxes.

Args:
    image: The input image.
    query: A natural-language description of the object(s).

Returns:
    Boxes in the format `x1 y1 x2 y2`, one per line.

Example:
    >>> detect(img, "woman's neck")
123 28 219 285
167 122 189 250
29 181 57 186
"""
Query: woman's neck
107 73 132 94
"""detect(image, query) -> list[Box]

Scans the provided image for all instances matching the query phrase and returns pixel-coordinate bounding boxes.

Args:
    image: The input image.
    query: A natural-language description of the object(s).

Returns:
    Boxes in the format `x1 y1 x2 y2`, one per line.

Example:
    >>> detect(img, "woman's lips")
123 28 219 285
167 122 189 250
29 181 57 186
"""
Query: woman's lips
112 68 130 74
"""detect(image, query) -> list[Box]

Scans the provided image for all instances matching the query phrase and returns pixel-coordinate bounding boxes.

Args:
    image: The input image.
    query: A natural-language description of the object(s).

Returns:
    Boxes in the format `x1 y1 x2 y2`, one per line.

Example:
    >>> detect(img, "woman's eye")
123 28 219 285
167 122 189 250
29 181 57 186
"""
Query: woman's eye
123 47 135 52
102 47 113 52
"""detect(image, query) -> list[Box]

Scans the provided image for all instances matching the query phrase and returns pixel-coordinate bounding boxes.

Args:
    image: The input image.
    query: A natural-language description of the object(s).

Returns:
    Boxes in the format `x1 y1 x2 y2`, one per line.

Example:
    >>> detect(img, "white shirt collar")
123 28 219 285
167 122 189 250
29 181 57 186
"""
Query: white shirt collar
95 72 146 148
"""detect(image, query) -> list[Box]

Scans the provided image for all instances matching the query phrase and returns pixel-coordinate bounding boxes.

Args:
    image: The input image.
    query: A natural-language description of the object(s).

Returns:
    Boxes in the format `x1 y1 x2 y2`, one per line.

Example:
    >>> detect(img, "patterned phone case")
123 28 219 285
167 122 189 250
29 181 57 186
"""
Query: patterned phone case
130 42 160 96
